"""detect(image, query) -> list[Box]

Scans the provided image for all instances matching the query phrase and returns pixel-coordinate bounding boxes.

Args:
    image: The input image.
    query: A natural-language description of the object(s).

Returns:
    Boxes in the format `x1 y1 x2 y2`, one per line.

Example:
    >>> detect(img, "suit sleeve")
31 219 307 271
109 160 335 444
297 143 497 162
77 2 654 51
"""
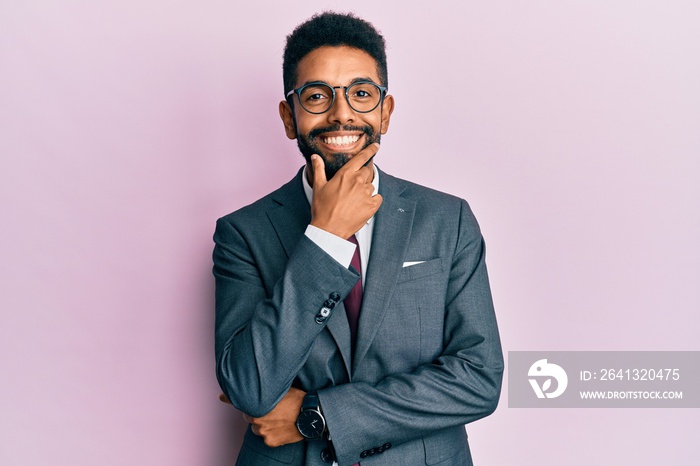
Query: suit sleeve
317 199 504 465
213 216 359 417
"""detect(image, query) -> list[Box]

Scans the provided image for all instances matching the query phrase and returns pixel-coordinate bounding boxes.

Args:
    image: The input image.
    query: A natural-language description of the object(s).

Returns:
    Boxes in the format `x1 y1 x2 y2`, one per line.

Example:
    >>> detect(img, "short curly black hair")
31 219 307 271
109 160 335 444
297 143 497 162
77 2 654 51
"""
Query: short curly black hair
283 12 388 95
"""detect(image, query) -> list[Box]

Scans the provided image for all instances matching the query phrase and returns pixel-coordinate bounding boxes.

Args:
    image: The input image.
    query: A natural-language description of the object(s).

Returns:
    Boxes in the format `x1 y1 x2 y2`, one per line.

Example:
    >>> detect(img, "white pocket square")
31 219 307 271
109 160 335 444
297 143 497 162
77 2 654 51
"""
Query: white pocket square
402 261 425 268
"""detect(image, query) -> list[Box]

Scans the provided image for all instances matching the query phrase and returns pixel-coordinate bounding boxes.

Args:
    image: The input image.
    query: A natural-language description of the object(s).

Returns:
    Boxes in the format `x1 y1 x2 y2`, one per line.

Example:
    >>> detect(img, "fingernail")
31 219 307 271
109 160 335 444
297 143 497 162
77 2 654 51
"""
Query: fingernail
311 154 318 161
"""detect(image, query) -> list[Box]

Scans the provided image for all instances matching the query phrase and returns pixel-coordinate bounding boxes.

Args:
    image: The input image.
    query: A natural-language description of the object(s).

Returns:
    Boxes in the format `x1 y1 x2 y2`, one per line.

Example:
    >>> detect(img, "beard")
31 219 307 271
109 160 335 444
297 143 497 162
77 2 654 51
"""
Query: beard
295 124 381 180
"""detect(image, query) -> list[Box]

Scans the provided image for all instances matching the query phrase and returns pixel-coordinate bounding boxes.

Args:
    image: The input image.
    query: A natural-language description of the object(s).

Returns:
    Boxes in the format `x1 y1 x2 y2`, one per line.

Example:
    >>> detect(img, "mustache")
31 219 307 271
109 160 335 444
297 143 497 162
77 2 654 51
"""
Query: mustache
308 125 375 139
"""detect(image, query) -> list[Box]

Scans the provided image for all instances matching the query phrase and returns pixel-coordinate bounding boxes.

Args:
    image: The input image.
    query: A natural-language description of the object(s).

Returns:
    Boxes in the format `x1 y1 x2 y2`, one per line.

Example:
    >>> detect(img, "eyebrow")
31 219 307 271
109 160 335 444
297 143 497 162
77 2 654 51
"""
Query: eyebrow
297 77 379 88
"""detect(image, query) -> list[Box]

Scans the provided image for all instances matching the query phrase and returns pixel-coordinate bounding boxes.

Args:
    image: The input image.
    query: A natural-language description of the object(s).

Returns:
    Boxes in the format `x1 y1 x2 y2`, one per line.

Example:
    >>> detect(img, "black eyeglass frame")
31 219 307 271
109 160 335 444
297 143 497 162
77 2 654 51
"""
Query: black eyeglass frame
285 81 388 115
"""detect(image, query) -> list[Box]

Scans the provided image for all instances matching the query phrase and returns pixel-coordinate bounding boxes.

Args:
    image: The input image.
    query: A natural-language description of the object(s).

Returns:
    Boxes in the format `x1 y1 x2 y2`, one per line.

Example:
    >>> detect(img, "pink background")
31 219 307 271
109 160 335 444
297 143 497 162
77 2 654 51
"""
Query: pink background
1 1 698 464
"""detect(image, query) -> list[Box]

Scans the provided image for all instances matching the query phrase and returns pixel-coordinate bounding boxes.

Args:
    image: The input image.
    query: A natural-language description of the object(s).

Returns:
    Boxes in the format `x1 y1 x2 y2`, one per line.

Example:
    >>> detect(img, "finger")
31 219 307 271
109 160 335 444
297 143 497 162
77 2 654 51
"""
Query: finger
340 143 379 174
311 154 327 190
357 165 374 184
242 414 253 423
250 424 261 436
218 393 232 404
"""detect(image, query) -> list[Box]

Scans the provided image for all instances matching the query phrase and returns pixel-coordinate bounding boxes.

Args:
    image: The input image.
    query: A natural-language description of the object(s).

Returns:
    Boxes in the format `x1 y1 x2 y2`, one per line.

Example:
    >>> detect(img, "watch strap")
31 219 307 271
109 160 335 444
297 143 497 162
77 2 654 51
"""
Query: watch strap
302 391 320 411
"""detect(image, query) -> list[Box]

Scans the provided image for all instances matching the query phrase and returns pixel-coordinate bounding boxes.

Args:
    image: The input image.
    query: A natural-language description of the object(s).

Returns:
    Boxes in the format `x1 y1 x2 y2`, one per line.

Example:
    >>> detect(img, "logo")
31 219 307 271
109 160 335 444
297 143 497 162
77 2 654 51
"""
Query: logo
528 359 568 399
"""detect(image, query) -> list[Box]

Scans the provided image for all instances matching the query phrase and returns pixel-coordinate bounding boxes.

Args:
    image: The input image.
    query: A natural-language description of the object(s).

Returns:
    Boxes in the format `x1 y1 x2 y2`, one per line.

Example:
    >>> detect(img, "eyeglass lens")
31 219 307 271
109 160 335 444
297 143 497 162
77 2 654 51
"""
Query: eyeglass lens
299 82 382 114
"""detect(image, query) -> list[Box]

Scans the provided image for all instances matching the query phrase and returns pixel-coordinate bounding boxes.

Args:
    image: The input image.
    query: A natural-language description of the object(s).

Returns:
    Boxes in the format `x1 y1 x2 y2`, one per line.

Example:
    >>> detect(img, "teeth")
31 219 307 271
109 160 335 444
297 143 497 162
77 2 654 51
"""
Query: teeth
323 135 360 146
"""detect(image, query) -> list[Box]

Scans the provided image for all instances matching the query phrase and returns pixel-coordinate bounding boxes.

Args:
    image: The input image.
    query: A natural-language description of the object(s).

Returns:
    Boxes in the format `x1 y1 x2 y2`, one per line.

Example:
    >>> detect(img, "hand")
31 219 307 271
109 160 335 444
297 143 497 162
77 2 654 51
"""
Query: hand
241 387 306 448
310 143 383 239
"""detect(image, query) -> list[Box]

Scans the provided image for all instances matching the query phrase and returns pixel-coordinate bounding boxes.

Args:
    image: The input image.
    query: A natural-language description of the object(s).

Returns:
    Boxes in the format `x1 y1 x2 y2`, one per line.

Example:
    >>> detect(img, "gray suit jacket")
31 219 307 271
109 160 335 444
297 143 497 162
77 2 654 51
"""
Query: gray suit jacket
214 167 503 465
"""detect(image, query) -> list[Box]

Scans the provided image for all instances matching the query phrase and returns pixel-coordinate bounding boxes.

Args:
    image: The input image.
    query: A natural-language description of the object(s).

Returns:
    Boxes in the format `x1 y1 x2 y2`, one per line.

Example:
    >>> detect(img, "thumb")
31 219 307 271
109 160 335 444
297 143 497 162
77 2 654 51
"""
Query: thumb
311 154 327 190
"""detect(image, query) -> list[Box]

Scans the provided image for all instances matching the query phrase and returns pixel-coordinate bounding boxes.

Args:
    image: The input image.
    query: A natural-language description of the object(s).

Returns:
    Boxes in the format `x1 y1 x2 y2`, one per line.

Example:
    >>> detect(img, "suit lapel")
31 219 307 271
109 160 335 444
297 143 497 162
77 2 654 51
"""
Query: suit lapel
266 168 353 377
353 169 416 374
325 302 352 376
266 168 311 260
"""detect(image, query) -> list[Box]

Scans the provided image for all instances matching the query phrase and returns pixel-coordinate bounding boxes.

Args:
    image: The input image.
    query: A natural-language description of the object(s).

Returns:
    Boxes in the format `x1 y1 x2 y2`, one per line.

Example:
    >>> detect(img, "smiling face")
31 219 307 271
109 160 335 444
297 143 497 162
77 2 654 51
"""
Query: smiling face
279 45 394 180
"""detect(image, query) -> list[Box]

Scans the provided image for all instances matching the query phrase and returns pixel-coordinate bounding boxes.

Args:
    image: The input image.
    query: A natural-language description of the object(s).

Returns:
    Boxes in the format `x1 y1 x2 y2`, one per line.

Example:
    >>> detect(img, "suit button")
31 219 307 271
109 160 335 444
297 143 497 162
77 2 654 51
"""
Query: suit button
329 292 340 302
320 448 333 463
315 306 333 324
383 442 392 450
368 447 377 456
360 450 369 458
323 299 336 309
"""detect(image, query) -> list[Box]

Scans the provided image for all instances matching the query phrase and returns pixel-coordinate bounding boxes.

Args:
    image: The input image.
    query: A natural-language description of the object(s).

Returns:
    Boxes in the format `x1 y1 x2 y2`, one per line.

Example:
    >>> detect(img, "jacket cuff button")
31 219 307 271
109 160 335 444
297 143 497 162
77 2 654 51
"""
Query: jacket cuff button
320 448 333 463
315 306 332 324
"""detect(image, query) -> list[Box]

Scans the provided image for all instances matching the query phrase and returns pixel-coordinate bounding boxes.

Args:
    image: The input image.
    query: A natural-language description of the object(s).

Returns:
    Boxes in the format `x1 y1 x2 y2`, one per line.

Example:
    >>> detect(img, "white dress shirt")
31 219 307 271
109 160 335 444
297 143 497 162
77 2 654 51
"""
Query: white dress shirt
302 164 379 288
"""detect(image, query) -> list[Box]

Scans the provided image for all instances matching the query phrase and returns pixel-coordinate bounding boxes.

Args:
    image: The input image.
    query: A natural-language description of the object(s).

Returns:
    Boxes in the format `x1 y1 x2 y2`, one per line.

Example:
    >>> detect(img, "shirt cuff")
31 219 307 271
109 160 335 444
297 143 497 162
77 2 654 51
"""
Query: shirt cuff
305 225 356 269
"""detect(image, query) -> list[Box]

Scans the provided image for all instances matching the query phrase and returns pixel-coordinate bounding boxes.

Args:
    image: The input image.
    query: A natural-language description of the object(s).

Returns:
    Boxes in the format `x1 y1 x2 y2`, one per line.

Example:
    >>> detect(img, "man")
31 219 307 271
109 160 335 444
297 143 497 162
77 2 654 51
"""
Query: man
214 12 503 466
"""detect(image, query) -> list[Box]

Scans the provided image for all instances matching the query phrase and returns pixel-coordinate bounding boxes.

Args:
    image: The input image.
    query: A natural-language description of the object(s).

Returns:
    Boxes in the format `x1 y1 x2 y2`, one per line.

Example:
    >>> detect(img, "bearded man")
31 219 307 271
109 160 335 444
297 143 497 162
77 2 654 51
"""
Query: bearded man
214 12 503 466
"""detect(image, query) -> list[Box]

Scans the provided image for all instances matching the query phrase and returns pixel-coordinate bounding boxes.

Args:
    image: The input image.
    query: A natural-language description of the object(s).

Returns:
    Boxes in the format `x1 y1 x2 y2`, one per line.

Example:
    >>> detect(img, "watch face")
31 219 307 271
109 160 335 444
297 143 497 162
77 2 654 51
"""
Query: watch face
296 409 325 439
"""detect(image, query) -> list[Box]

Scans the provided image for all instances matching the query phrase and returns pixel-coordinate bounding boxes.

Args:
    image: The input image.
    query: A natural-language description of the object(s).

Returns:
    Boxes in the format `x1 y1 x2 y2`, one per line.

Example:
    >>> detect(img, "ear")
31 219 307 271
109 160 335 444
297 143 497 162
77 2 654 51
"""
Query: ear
379 94 395 135
279 100 297 140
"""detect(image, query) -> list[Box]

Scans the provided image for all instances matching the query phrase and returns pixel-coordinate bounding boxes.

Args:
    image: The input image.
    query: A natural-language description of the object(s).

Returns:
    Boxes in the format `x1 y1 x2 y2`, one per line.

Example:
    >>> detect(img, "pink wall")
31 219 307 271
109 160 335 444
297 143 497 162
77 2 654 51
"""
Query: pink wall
1 1 698 464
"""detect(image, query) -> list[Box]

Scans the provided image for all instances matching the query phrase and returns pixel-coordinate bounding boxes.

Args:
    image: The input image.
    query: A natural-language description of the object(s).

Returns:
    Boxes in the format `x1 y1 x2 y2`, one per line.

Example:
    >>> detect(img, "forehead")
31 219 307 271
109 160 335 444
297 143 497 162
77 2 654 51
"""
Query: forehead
295 45 380 87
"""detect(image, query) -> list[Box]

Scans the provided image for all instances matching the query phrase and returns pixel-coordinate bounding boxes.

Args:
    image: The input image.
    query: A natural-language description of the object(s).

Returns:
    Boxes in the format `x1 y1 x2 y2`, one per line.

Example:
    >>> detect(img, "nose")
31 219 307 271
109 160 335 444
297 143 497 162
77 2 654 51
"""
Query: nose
326 88 355 125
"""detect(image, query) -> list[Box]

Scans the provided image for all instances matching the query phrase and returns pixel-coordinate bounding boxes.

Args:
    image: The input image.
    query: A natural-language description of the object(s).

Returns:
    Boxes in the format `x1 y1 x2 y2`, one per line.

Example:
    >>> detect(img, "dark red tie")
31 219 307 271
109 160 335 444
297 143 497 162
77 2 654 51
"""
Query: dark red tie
344 235 362 356
343 236 363 466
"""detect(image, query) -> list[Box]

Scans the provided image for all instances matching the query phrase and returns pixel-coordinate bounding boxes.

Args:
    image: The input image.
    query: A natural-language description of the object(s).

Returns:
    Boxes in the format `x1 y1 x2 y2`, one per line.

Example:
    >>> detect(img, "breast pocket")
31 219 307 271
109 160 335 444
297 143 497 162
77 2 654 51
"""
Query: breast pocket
397 258 443 283
385 257 447 366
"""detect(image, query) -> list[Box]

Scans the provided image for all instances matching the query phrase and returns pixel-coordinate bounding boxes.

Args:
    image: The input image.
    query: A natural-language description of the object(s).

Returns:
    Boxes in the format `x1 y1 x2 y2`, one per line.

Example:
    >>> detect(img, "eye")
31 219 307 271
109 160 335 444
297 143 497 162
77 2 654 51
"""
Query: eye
350 84 376 100
306 93 328 101
300 85 333 106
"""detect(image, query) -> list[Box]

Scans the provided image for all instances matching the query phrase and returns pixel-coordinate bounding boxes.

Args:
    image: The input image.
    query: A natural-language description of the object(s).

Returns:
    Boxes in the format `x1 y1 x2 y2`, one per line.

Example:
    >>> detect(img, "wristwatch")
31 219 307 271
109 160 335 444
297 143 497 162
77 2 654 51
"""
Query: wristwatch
296 391 326 440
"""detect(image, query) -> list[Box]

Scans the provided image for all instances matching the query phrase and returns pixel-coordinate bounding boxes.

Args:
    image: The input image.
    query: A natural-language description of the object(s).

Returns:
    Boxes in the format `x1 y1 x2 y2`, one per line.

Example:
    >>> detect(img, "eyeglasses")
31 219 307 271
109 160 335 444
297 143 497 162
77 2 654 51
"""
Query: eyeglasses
285 81 387 114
